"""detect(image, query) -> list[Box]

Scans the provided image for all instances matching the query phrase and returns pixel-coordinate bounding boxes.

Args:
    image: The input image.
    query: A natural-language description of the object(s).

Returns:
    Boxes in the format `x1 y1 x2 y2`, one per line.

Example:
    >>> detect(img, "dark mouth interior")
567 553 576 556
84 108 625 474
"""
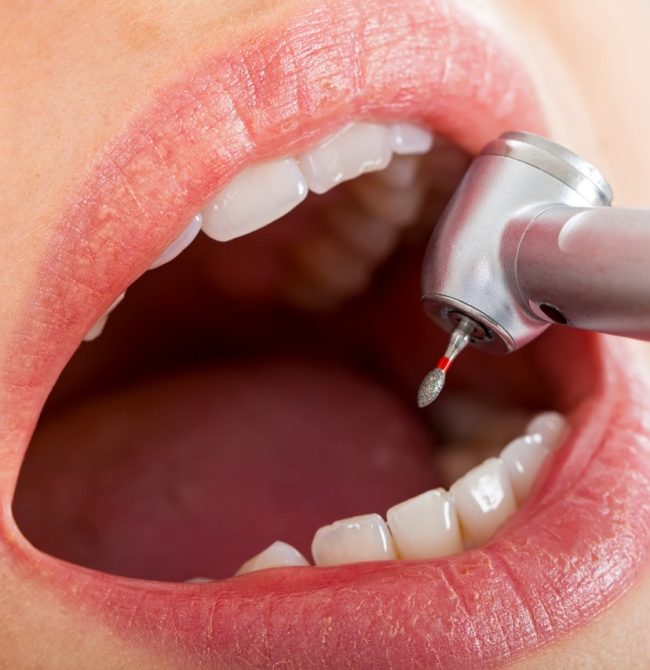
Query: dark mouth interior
11 140 592 582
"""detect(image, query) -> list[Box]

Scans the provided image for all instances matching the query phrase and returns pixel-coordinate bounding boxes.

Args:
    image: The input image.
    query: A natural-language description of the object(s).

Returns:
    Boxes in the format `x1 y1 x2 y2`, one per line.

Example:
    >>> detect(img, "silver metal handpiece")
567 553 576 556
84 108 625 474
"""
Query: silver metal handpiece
418 131 650 406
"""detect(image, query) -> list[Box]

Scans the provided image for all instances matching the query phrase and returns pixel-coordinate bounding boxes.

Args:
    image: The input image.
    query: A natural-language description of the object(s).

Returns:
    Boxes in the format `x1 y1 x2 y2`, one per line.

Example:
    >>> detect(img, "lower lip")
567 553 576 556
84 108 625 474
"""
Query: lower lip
5 0 646 666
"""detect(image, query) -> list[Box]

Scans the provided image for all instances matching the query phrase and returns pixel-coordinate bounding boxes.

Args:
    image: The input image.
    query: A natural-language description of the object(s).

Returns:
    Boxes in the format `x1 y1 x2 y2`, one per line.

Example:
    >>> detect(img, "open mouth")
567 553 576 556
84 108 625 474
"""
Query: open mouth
3 0 650 667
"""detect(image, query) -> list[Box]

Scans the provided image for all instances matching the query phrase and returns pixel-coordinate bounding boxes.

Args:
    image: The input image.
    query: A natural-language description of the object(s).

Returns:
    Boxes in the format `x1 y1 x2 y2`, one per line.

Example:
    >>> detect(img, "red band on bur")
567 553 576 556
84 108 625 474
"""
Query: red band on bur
436 356 452 373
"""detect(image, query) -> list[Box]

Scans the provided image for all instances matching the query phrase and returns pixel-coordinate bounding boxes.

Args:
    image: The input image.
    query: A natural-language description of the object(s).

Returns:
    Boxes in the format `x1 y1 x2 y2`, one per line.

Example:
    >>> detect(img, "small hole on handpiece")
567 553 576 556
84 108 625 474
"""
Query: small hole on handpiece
539 303 568 324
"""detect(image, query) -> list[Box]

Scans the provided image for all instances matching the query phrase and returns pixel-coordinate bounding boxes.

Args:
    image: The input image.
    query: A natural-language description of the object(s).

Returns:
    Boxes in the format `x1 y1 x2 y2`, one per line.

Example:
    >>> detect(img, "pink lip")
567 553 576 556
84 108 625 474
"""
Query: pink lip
3 0 648 667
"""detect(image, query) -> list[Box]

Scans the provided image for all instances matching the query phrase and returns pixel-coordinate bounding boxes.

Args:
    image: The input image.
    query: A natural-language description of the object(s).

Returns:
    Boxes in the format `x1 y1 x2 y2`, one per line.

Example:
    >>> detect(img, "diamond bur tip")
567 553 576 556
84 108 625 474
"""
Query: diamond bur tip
417 368 446 408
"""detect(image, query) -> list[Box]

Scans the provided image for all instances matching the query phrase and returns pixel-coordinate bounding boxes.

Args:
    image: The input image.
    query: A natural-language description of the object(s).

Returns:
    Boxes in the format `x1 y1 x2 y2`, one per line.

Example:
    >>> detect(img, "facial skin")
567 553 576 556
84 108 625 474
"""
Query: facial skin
1 0 649 667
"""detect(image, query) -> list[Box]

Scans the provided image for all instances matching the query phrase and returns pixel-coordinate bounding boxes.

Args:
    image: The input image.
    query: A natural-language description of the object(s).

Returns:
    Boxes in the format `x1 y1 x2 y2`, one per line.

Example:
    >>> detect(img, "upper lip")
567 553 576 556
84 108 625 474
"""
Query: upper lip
4 0 648 667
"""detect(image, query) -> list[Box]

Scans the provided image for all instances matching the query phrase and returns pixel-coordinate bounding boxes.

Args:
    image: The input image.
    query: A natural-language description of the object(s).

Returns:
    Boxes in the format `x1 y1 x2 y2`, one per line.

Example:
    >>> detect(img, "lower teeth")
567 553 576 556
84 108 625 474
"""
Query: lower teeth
236 540 310 575
229 411 567 576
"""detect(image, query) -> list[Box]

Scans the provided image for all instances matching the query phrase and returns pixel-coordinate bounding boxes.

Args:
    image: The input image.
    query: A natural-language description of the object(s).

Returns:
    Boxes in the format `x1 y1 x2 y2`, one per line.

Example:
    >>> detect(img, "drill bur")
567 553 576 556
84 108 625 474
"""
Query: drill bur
417 316 477 408
417 368 446 407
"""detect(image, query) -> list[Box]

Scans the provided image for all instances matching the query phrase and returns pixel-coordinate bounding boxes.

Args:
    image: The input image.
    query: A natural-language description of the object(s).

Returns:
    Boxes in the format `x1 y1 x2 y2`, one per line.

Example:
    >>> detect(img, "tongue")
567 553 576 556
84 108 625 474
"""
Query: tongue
15 358 438 580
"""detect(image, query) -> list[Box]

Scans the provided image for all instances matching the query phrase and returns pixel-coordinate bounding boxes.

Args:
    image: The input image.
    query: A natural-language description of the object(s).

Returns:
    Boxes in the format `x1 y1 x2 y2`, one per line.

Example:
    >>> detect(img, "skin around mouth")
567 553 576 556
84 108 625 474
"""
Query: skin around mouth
1 0 650 668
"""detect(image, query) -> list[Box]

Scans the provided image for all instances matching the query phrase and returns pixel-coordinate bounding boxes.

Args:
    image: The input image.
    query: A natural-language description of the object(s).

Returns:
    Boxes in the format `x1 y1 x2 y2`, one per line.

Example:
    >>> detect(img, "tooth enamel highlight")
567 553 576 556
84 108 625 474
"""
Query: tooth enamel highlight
388 123 434 155
236 541 310 575
526 411 568 448
500 435 550 504
312 513 397 566
83 292 125 342
201 158 308 242
449 457 516 547
387 489 462 559
150 213 202 269
299 122 392 194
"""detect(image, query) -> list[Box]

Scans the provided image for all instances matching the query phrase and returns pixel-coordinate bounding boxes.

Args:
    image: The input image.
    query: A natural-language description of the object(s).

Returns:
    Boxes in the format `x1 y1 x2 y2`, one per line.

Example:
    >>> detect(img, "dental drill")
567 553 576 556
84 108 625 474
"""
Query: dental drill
417 131 650 407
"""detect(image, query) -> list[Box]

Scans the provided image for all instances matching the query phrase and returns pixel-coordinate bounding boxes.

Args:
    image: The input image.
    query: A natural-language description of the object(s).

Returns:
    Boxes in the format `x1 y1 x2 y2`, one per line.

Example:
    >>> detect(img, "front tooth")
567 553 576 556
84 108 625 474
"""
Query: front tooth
201 158 308 242
236 541 309 575
299 122 392 194
83 292 125 342
311 513 397 566
526 411 568 448
387 488 462 559
449 457 516 547
500 435 550 504
388 122 434 155
83 314 109 342
150 213 202 269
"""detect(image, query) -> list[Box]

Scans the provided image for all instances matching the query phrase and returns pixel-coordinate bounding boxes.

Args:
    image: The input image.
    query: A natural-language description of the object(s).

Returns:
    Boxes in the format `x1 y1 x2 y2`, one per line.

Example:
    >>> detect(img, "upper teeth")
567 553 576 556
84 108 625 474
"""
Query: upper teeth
150 213 203 269
82 119 433 343
388 122 434 155
201 158 309 242
200 120 433 242
298 122 393 195
82 292 126 342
